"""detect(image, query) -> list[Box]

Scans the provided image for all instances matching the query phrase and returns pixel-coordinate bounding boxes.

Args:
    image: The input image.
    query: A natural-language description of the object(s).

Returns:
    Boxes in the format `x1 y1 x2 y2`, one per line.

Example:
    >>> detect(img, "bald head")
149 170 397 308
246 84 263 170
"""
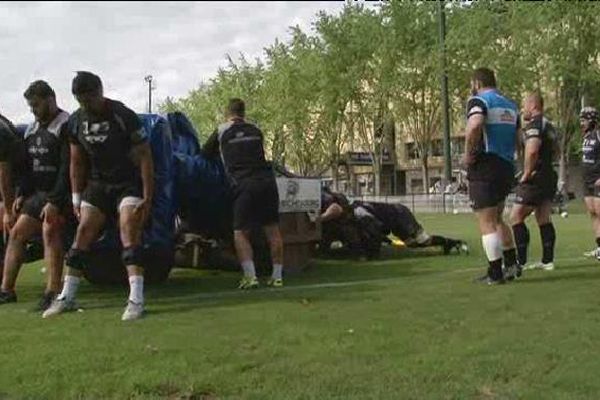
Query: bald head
526 93 544 110
522 93 544 121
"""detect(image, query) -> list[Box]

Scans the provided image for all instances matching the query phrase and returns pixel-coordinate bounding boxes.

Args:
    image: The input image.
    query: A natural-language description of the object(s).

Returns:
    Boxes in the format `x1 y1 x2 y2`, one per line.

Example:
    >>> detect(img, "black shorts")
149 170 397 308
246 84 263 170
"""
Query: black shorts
21 191 72 222
515 173 558 206
467 155 515 210
82 180 143 218
584 183 600 198
388 205 422 241
232 175 279 230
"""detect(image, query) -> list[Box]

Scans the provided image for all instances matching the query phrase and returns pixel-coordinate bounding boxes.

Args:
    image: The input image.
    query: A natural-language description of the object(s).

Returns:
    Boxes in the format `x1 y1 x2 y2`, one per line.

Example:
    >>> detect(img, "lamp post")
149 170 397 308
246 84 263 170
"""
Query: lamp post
438 2 452 185
144 75 154 113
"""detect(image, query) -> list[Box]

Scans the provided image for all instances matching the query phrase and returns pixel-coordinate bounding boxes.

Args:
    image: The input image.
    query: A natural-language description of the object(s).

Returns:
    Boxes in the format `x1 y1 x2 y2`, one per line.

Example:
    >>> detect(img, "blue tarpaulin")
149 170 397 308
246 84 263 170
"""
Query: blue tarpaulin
168 112 231 238
168 112 201 156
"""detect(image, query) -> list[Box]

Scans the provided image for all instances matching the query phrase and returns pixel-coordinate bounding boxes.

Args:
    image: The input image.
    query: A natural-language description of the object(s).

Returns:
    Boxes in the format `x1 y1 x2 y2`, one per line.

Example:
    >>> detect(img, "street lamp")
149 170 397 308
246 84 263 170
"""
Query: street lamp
144 75 154 113
438 2 452 185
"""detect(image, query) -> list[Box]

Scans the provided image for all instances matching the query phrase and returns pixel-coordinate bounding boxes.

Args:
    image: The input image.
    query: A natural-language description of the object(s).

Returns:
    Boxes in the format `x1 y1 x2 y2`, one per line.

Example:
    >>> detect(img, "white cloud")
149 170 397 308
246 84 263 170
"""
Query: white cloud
0 1 344 122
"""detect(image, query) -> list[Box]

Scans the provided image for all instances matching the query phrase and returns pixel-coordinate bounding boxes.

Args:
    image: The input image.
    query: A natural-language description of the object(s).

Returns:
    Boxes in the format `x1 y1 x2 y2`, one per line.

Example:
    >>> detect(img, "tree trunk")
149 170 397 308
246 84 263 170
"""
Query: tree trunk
350 166 357 196
332 161 339 191
558 123 574 195
421 154 429 194
559 134 568 188
374 162 381 197
372 146 382 197
272 128 285 166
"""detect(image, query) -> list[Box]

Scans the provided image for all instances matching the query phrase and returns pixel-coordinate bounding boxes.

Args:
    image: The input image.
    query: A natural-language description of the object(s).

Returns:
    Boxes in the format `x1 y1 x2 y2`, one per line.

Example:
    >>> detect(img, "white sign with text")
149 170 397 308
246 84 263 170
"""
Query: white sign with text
276 177 321 213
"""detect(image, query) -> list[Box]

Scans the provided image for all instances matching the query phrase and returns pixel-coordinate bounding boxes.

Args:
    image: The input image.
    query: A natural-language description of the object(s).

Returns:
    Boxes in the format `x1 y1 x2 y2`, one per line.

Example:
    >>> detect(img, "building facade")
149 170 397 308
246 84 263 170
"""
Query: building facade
323 120 467 196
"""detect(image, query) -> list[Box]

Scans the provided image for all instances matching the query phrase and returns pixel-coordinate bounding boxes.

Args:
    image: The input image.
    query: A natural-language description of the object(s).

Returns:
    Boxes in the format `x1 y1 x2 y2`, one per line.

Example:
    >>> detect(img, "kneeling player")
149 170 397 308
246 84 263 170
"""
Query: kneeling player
510 93 557 271
43 72 154 321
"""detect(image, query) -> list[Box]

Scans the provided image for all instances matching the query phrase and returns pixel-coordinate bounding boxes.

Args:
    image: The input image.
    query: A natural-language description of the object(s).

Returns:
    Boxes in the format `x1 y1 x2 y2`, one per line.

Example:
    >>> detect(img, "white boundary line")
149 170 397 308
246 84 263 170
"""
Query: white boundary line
159 255 593 303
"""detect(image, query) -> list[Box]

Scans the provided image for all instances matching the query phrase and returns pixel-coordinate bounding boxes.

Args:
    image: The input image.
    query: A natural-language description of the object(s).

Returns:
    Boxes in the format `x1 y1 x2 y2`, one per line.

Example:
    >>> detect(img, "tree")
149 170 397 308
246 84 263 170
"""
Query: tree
315 4 385 194
447 2 600 190
261 30 332 175
531 3 600 188
383 2 444 194
162 2 600 195
162 55 266 144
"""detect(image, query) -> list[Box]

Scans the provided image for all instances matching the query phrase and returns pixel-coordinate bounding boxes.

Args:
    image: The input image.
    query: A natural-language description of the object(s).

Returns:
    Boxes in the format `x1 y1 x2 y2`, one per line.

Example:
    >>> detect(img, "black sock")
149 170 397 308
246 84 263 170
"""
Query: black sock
429 235 447 246
596 237 600 248
512 223 530 265
488 259 503 280
503 248 517 267
539 223 556 264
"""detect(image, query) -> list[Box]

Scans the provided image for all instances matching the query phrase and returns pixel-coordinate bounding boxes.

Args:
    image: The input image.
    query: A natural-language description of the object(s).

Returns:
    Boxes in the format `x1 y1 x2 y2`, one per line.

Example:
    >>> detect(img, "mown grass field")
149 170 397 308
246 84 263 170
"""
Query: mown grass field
1 208 599 399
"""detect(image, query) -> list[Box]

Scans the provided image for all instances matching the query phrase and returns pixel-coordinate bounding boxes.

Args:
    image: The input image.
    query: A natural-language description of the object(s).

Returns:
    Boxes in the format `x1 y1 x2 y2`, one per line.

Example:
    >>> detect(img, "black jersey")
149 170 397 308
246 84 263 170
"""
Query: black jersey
0 113 26 183
353 201 422 240
21 111 70 205
321 190 351 214
522 115 556 178
203 118 272 183
582 129 600 185
68 99 146 184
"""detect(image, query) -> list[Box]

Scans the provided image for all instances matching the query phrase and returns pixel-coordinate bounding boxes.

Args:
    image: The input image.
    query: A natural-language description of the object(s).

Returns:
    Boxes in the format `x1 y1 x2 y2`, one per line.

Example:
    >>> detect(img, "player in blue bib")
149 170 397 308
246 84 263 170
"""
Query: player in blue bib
463 68 520 285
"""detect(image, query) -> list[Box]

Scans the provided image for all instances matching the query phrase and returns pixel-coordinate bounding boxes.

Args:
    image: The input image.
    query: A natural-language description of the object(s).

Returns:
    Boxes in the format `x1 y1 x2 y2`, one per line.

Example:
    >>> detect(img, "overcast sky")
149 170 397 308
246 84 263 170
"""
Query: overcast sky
0 1 345 123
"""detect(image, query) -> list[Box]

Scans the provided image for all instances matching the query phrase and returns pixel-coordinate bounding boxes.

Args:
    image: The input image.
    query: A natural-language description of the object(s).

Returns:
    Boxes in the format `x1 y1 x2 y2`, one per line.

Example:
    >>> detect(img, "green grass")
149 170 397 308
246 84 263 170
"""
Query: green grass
1 209 599 399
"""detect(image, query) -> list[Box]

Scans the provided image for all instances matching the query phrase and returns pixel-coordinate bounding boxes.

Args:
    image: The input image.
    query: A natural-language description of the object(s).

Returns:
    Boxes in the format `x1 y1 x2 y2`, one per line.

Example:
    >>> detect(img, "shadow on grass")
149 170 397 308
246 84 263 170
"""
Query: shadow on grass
518 269 600 284
21 244 470 314
78 280 386 316
81 267 406 308
318 245 462 262
146 282 385 316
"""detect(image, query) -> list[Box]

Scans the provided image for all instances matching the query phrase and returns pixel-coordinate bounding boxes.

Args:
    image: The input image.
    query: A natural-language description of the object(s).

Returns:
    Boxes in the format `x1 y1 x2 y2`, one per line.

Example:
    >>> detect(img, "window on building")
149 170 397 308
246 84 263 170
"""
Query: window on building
410 178 424 193
406 143 419 160
431 139 443 157
451 137 465 156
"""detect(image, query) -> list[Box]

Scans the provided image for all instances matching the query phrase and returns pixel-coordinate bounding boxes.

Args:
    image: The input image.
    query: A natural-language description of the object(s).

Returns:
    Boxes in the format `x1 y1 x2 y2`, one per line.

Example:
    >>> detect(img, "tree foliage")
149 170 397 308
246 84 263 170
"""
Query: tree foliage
162 2 600 193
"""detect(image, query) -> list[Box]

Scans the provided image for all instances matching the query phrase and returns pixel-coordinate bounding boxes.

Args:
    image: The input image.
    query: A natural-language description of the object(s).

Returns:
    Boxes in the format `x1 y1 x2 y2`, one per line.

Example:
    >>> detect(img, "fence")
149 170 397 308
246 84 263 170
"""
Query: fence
348 192 518 214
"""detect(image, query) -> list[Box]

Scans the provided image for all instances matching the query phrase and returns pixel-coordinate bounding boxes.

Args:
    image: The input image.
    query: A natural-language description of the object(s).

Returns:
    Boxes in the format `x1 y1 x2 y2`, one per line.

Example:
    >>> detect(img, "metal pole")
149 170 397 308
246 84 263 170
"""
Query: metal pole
443 192 446 214
144 75 153 113
380 135 384 196
438 2 452 185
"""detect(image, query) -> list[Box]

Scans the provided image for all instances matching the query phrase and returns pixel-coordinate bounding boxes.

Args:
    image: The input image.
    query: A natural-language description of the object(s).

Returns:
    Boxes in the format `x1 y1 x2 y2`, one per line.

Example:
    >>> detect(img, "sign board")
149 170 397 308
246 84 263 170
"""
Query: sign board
346 151 394 165
277 177 321 213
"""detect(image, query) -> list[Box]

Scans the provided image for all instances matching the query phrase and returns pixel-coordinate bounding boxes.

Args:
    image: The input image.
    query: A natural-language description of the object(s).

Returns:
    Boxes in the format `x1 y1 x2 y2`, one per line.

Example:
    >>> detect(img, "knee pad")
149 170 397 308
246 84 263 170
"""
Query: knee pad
122 246 144 266
65 248 89 270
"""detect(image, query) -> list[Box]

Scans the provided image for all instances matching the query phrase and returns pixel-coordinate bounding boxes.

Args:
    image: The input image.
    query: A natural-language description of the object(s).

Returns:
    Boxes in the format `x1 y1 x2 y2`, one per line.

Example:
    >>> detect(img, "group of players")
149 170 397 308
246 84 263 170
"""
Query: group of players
0 72 285 321
0 73 154 320
319 187 469 259
318 67 597 286
0 66 596 322
465 67 599 284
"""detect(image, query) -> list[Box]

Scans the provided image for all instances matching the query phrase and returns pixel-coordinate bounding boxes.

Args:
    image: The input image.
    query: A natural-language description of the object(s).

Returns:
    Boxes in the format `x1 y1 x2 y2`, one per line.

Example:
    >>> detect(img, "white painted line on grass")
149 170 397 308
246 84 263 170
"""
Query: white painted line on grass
160 255 594 303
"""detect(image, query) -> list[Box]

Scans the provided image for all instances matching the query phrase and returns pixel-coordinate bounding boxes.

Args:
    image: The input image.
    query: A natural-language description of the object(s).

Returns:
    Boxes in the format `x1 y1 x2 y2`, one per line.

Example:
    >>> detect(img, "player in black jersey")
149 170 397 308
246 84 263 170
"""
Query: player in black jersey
43 72 154 321
352 200 468 255
203 99 283 289
319 188 360 252
0 81 71 310
510 94 558 272
0 112 25 240
579 106 600 261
